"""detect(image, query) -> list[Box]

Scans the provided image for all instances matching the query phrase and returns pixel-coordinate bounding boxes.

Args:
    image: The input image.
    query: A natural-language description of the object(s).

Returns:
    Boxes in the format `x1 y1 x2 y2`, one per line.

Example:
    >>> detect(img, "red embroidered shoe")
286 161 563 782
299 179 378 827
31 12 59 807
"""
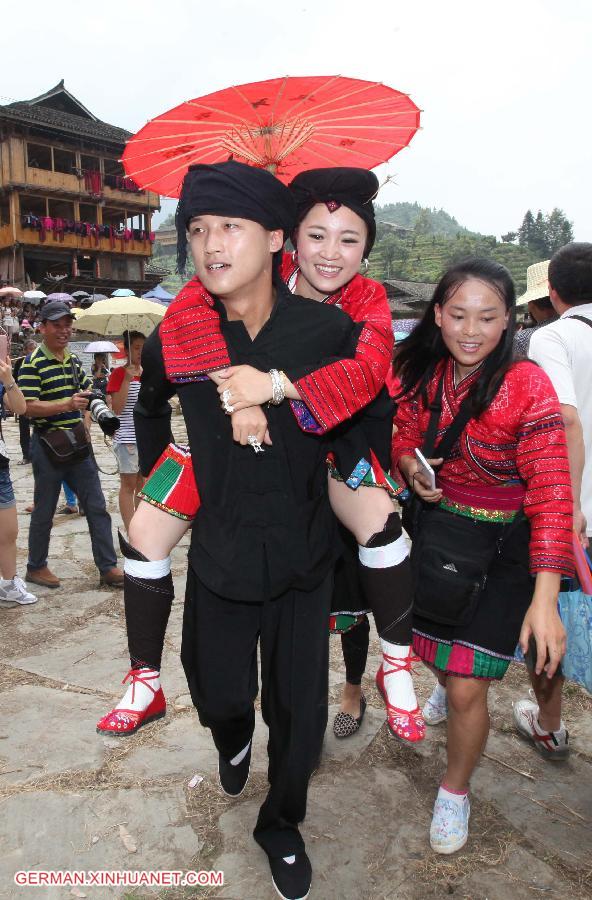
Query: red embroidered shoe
375 654 425 744
96 669 166 736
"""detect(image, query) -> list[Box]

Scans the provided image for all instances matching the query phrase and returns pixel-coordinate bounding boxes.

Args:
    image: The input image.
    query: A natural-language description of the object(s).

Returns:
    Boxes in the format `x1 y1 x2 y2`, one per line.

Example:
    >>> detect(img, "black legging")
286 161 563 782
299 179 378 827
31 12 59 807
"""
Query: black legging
19 415 31 461
341 616 370 685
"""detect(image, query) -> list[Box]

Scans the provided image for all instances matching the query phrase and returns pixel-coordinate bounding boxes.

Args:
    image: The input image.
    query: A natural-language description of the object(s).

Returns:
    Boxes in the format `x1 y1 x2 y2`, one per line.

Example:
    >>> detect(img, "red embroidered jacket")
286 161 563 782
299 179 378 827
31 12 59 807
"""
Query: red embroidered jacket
392 358 574 575
159 253 394 432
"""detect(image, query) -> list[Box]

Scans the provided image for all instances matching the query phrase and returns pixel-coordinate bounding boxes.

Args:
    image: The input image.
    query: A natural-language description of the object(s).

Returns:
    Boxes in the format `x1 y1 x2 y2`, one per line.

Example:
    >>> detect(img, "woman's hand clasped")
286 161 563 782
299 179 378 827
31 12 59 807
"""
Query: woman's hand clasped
124 363 142 381
216 366 273 411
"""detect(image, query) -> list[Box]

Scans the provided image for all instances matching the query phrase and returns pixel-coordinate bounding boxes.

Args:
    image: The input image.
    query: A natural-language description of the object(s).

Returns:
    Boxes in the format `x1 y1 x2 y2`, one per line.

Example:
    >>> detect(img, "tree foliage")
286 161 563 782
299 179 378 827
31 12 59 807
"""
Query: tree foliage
517 208 573 256
158 212 176 228
154 203 573 298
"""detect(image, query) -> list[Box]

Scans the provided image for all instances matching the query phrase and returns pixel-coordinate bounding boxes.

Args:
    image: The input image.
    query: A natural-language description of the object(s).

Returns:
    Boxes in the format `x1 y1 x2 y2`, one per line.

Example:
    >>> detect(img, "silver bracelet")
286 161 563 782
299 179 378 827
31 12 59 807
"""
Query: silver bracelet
4 381 16 391
268 369 285 406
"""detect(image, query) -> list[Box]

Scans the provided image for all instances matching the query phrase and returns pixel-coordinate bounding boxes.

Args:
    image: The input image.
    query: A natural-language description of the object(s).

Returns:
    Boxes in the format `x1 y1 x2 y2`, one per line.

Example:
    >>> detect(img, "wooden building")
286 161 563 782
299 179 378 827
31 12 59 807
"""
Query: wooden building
153 225 177 249
0 81 161 295
383 278 436 319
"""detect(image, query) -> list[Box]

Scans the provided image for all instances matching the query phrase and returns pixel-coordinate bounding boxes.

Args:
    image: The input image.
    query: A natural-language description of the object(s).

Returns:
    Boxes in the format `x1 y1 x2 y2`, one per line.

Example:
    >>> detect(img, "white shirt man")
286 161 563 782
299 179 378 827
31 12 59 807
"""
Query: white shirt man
513 242 592 763
529 301 592 540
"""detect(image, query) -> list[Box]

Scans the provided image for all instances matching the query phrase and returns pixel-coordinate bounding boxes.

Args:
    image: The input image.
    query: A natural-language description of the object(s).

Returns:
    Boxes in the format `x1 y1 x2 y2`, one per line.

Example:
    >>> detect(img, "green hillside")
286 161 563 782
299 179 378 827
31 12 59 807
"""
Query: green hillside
377 201 476 238
368 231 542 296
153 203 546 297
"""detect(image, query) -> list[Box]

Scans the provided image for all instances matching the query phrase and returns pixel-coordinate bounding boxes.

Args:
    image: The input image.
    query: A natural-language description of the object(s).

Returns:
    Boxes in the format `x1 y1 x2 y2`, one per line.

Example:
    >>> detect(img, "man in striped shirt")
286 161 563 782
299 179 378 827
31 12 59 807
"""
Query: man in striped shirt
17 300 123 590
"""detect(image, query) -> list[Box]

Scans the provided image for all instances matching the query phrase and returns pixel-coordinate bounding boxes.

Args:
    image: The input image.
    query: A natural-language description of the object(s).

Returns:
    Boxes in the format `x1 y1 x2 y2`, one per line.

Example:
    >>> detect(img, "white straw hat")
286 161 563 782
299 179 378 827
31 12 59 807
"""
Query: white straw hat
517 260 550 306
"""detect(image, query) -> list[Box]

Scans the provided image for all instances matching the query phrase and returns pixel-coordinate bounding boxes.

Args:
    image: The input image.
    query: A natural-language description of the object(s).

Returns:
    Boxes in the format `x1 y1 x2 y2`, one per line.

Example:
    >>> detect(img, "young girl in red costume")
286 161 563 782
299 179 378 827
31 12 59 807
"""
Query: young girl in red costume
97 168 424 745
392 258 573 854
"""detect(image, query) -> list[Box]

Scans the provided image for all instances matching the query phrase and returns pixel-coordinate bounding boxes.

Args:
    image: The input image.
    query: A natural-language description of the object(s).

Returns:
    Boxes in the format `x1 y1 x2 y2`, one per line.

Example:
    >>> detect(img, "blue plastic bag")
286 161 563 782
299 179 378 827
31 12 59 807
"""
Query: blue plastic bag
558 588 592 693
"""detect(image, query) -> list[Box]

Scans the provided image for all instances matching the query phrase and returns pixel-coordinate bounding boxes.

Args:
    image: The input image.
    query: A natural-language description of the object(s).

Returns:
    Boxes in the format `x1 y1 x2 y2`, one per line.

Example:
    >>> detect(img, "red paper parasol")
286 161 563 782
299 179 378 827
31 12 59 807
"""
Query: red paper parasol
123 75 421 197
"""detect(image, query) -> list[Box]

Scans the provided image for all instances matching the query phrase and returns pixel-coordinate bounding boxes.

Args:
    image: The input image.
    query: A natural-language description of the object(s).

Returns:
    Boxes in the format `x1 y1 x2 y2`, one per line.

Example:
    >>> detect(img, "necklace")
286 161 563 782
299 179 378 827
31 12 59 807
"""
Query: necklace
453 360 482 388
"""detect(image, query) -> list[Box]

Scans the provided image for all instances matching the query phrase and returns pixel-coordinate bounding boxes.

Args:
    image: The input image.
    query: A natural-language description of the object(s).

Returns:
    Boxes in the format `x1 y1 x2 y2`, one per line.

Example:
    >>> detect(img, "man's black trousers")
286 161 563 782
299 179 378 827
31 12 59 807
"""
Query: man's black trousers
181 566 331 859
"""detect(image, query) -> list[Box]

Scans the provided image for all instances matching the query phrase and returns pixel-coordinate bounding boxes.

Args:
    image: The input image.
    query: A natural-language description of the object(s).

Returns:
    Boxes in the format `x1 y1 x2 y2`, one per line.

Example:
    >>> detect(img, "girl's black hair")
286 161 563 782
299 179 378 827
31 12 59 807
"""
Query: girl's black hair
122 330 145 345
394 257 517 417
122 329 146 361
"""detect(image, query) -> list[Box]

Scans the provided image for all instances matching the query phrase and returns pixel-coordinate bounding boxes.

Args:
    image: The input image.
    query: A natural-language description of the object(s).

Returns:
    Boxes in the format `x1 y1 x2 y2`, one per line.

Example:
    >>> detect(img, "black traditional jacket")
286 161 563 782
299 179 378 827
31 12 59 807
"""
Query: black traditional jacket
135 282 360 602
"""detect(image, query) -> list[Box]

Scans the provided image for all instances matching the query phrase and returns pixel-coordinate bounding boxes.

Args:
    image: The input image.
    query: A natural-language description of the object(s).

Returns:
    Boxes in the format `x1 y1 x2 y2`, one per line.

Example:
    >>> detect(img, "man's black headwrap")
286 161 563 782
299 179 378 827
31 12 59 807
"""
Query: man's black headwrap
175 160 297 273
289 167 379 257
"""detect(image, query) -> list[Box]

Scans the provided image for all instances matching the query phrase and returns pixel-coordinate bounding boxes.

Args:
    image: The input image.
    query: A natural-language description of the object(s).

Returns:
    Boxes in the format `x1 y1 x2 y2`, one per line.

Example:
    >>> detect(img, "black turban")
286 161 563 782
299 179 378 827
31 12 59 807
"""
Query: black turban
289 167 379 256
175 160 297 272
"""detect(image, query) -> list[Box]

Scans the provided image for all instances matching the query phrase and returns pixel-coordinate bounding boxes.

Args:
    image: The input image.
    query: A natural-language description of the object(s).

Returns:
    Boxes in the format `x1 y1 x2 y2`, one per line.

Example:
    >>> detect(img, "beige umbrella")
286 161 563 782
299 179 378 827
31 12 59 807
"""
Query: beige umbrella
72 296 165 336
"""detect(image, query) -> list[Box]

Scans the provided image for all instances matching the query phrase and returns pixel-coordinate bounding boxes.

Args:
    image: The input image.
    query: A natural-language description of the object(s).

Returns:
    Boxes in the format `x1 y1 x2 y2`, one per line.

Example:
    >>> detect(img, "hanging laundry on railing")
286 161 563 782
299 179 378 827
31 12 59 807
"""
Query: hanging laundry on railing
40 216 54 242
84 170 103 194
104 173 142 193
20 215 154 247
22 214 40 229
53 218 65 242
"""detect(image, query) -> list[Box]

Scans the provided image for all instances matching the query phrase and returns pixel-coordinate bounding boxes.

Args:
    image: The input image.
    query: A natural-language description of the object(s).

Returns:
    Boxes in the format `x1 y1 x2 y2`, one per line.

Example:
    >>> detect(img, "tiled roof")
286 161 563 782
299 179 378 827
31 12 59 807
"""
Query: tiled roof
383 279 436 301
0 101 131 147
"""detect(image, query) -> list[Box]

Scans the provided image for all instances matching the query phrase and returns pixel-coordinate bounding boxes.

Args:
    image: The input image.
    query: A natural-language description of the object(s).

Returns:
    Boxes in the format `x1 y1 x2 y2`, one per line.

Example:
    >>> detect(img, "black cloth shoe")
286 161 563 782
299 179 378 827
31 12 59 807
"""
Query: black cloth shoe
218 742 252 797
269 851 312 900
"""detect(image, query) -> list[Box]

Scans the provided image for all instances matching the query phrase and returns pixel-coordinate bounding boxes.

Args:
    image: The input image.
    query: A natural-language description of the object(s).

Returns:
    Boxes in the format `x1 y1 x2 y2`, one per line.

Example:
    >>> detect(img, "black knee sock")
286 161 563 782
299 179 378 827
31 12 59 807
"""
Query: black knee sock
358 512 414 645
124 571 174 670
119 531 174 671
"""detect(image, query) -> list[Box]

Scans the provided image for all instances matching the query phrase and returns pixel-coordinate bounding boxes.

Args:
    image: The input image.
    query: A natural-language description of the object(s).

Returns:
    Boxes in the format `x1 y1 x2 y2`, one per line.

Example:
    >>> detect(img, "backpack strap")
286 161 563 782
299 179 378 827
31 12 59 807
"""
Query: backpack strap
421 373 444 456
422 370 473 463
569 314 592 330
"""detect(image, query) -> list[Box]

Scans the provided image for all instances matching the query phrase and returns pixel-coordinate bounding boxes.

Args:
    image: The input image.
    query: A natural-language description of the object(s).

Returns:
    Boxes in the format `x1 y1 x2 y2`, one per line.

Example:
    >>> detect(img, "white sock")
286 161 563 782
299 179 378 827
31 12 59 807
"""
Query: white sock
534 716 566 739
432 681 447 703
123 556 171 579
115 667 160 712
283 855 296 865
230 740 251 766
380 639 418 712
439 784 468 802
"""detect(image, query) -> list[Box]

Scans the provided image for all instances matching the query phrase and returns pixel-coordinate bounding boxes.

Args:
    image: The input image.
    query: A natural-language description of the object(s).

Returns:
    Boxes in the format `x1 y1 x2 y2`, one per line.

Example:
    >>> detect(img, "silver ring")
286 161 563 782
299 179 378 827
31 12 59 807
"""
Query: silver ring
221 389 234 415
247 434 265 453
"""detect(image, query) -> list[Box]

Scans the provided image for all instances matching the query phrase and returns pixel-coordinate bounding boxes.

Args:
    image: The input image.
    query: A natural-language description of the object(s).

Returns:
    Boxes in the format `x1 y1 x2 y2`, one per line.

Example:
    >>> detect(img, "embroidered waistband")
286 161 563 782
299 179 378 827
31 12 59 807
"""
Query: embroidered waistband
438 477 524 513
438 496 519 523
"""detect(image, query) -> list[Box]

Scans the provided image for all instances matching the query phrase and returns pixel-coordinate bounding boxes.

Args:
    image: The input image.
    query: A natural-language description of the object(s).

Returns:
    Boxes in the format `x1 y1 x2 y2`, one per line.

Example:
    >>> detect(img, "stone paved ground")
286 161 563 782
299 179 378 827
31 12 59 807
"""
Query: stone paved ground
1 415 591 900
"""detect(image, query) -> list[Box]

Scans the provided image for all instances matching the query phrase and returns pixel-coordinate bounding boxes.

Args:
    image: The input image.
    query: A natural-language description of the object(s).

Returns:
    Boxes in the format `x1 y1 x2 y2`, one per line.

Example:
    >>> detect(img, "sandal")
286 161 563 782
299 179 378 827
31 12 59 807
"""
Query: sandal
96 669 166 736
375 653 425 744
333 694 367 738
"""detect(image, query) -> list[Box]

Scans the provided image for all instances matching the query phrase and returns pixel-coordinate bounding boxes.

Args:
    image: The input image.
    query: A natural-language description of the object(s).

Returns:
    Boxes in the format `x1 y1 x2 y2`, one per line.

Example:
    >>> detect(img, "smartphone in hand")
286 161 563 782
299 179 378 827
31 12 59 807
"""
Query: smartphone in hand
414 448 436 491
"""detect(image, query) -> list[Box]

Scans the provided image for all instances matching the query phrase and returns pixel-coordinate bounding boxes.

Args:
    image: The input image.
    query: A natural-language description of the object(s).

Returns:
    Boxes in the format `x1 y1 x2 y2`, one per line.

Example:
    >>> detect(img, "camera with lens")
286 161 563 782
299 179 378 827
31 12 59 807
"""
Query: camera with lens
81 391 120 437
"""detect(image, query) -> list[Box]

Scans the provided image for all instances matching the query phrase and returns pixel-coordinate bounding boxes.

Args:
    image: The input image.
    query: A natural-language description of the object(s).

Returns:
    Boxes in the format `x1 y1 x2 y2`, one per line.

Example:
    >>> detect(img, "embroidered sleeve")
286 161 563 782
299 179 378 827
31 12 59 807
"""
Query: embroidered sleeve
135 326 177 475
160 288 231 379
391 394 423 469
513 365 574 575
291 278 394 432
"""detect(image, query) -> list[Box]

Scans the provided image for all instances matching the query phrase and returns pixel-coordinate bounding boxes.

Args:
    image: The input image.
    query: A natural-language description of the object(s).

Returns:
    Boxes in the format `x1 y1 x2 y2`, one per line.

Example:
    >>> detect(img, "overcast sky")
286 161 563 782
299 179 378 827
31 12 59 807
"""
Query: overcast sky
4 0 591 238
